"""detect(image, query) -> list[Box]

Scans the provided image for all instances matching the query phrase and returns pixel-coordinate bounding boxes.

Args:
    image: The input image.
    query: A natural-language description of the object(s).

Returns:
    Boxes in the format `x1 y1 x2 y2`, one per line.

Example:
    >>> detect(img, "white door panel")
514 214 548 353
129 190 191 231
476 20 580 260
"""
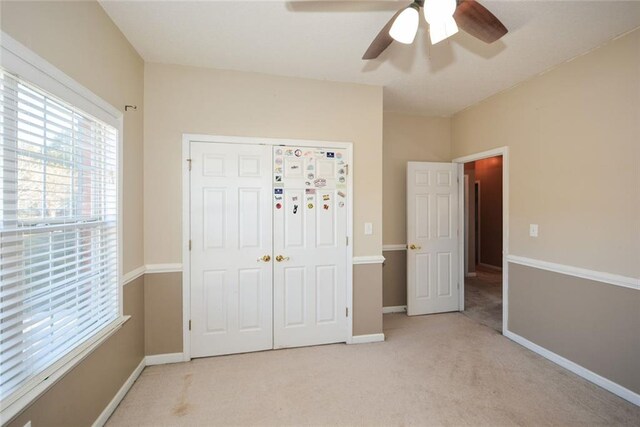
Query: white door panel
273 146 347 348
190 142 349 357
190 142 273 357
407 162 460 316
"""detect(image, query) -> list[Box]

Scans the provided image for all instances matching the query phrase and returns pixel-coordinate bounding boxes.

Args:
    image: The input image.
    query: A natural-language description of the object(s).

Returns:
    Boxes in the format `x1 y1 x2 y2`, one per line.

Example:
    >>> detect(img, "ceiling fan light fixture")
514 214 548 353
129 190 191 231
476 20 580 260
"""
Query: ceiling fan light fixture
389 3 420 45
429 16 459 44
423 0 457 23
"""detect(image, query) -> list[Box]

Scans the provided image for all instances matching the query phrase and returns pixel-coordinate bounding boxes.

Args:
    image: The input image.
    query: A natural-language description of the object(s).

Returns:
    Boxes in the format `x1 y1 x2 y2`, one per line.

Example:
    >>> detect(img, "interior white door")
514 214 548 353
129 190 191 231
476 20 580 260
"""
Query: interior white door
273 146 348 348
407 162 460 316
190 142 273 357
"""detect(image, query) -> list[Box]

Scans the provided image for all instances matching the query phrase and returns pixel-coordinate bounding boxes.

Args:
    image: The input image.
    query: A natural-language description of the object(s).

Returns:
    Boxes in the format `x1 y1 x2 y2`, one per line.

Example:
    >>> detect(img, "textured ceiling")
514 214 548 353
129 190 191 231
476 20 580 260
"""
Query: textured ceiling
100 1 640 116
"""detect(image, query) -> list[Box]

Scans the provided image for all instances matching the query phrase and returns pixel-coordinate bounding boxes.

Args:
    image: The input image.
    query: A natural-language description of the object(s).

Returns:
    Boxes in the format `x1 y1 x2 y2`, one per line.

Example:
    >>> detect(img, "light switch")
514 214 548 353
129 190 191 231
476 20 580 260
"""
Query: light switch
364 222 373 235
529 224 539 237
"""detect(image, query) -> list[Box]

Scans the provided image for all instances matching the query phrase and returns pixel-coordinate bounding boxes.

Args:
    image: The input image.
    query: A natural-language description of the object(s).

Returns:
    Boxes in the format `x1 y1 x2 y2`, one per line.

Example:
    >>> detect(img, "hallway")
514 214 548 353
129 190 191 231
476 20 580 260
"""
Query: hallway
463 267 502 332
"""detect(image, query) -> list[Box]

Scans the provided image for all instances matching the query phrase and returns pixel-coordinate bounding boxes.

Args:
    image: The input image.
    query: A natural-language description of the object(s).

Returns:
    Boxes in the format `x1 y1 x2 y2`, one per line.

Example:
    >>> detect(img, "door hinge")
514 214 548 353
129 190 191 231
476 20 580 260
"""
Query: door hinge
189 320 192 330
346 236 349 246
346 307 349 317
345 164 349 175
188 240 192 250
187 158 192 171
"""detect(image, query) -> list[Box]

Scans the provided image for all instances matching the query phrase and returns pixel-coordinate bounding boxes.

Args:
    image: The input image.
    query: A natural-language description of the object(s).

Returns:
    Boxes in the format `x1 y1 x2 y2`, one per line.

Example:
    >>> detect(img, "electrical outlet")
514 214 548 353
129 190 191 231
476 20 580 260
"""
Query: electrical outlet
529 224 539 237
364 222 373 235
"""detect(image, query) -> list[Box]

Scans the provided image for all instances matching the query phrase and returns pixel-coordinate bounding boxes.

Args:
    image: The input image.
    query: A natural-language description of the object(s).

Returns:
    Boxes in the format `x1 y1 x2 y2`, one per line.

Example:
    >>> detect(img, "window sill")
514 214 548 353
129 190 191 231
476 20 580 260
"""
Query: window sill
0 315 130 424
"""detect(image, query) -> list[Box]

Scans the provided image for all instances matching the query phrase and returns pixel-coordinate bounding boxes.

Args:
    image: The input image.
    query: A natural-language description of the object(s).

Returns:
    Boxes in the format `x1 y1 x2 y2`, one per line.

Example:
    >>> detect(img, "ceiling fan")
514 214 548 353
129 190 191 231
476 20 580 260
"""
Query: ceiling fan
363 0 508 59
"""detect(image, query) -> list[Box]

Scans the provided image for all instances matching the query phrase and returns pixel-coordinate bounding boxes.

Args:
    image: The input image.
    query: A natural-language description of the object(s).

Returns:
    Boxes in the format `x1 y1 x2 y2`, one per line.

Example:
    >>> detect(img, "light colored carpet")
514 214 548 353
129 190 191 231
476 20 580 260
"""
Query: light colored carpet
107 313 640 426
463 268 503 332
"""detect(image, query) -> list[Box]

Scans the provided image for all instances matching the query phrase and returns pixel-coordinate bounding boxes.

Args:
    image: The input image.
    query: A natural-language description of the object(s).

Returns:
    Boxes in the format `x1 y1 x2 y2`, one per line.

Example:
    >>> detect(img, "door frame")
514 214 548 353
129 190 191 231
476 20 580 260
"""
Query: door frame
463 175 469 277
181 134 355 361
452 147 509 333
475 180 482 268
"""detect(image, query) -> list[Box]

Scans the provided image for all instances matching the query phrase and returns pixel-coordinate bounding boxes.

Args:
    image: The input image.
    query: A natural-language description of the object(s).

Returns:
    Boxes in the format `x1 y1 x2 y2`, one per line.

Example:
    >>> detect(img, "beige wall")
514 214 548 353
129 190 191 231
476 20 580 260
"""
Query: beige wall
381 112 451 308
1 1 145 424
452 28 640 395
144 63 383 262
382 251 406 307
452 28 640 278
1 0 145 274
145 273 183 355
509 264 640 394
383 112 451 245
143 63 385 340
7 278 145 427
353 264 383 335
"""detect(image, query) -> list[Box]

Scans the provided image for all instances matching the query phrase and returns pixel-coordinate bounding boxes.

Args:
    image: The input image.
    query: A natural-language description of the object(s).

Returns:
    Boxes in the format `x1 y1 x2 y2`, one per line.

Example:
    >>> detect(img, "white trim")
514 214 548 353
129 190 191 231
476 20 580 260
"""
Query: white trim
122 266 146 286
184 133 353 149
122 264 185 286
145 263 183 274
453 147 509 333
0 31 126 423
350 333 385 344
382 305 407 314
182 134 355 352
117 116 124 320
382 244 407 251
182 137 192 361
0 32 120 124
465 272 477 278
353 255 385 265
475 180 482 266
453 147 507 165
92 358 145 427
345 143 354 344
145 353 186 366
1 316 129 423
504 330 640 407
463 174 469 277
458 164 465 311
507 255 639 290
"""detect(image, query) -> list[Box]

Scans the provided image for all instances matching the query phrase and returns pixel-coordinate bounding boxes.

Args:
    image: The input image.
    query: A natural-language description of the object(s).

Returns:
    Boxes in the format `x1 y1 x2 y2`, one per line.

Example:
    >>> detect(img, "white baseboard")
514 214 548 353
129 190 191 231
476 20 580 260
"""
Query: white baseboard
92 358 145 427
465 272 477 277
145 352 185 366
382 305 407 314
350 333 385 344
504 330 640 407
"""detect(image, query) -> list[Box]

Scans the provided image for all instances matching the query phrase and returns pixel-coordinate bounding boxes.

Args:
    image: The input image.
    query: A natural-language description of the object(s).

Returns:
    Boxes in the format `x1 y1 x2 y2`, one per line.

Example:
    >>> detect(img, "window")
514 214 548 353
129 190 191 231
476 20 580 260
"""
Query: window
0 67 120 404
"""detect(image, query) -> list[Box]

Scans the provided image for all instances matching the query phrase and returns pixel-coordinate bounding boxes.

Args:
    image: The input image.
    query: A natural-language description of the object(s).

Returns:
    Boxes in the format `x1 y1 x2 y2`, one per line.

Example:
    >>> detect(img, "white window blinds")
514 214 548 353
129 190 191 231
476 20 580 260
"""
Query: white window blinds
0 67 119 401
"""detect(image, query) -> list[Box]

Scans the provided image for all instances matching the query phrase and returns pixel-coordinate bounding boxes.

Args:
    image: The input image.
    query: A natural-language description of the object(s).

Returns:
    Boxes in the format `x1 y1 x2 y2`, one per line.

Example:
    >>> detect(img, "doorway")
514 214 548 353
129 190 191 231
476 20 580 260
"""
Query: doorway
454 148 509 334
463 156 503 331
182 135 354 360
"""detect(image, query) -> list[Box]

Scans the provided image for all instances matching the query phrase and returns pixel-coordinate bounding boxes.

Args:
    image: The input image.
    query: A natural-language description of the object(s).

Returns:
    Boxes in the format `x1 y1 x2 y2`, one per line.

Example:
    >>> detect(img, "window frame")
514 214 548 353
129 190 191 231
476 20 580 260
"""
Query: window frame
0 32 127 422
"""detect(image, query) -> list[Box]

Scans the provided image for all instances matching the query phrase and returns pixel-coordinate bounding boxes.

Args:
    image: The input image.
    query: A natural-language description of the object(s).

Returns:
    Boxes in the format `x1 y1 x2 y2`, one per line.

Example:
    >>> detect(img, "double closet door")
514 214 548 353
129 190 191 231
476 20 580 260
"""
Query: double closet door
189 142 348 358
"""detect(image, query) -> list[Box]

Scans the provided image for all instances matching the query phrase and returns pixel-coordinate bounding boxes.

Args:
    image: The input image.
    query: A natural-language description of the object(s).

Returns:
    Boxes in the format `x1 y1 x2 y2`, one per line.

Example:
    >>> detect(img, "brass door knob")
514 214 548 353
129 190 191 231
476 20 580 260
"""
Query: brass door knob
409 244 422 250
257 255 271 262
275 255 290 262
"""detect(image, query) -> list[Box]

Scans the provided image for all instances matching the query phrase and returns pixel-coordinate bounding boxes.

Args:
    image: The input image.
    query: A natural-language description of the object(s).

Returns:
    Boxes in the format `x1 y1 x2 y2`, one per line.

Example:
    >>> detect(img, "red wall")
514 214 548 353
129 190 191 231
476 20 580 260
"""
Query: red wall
474 156 503 268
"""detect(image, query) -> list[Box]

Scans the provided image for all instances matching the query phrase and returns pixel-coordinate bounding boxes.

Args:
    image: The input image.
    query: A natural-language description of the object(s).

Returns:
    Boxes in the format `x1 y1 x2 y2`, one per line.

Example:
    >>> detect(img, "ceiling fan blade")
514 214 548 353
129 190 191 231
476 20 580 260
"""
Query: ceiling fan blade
362 8 405 60
454 0 507 43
